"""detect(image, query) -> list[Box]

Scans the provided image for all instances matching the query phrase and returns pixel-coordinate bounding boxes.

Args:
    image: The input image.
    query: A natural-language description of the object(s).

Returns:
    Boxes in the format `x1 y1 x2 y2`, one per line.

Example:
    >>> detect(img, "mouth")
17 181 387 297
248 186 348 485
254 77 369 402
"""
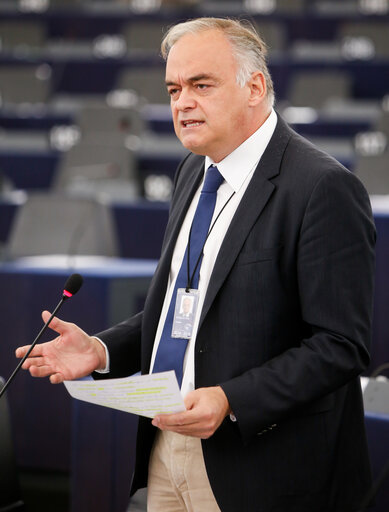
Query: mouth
181 120 204 128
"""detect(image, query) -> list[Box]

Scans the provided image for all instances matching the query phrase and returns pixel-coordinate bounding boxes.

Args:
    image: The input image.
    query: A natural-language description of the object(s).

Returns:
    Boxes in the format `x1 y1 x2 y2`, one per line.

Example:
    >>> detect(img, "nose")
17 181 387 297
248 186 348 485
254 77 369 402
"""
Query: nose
174 87 196 111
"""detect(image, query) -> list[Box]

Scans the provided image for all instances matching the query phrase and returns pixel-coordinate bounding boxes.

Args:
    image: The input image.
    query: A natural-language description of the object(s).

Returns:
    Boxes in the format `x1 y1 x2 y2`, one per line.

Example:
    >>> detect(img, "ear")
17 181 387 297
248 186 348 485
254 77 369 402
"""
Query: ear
247 71 267 106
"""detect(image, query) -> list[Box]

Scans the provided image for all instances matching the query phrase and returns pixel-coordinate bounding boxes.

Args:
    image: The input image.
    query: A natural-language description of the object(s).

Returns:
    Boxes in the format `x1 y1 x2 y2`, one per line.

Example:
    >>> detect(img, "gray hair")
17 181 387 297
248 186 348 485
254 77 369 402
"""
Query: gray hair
161 17 275 108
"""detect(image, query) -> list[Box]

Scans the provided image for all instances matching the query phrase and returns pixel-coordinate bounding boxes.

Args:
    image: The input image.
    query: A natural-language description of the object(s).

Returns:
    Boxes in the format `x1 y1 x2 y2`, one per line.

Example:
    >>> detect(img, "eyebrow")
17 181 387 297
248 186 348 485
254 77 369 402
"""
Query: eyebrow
165 73 218 87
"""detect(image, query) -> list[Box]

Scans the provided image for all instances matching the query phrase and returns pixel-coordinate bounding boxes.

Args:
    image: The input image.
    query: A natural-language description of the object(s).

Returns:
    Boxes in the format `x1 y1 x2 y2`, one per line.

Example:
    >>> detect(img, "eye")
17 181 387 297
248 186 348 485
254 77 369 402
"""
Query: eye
168 87 180 99
196 84 209 90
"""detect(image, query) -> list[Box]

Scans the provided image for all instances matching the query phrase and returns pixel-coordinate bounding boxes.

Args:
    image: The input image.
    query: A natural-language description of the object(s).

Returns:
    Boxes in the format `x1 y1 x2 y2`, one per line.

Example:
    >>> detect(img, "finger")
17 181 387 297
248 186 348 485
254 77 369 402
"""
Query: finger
15 344 43 359
160 417 217 439
29 365 56 378
22 356 47 370
153 410 197 428
15 345 31 358
41 310 69 335
49 373 65 384
184 391 197 409
153 419 205 438
28 363 63 383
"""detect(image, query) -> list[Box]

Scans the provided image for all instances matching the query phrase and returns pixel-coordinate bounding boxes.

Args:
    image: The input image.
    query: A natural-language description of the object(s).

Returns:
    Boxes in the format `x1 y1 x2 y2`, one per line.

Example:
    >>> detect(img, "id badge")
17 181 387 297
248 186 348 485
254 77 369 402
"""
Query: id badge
171 288 199 339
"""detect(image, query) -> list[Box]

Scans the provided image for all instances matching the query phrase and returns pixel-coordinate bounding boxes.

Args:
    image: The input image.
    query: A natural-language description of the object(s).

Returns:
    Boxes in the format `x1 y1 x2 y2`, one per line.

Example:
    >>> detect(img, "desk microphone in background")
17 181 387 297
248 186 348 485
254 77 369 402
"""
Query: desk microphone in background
0 273 83 400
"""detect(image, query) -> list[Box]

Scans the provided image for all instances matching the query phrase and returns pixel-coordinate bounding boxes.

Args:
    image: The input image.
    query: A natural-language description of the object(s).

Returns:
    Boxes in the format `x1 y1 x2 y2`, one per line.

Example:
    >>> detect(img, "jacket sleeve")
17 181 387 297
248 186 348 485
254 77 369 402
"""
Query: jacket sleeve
93 312 143 379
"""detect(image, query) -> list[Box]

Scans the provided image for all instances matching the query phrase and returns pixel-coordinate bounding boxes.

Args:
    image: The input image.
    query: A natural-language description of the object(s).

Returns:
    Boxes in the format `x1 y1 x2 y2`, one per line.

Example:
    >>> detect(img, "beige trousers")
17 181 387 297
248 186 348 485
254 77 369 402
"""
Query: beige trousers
147 430 221 512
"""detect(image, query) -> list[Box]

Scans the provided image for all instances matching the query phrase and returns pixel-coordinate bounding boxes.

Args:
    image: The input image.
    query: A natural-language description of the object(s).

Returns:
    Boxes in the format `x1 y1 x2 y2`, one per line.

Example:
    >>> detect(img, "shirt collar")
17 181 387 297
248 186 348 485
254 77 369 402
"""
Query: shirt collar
205 109 278 193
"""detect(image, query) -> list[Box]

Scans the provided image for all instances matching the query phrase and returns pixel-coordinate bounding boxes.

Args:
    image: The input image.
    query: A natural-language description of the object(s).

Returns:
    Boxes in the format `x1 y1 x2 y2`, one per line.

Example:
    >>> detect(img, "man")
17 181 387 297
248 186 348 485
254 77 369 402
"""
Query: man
17 18 375 512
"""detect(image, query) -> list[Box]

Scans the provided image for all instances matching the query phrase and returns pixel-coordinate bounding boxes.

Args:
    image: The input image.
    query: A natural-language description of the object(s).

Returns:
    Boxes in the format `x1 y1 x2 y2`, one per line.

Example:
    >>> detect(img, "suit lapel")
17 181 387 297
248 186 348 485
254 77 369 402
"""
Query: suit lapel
160 156 205 266
199 117 292 327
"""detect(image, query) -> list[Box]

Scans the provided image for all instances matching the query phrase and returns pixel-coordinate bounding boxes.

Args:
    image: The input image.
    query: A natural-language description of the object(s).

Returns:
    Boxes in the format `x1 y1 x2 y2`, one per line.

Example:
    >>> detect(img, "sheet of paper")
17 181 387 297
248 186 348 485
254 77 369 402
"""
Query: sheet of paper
63 370 185 419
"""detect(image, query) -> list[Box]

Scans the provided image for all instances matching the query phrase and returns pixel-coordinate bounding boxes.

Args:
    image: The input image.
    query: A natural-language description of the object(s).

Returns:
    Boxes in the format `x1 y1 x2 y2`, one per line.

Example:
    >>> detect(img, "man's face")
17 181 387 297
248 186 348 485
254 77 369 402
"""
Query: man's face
165 29 256 163
182 297 192 314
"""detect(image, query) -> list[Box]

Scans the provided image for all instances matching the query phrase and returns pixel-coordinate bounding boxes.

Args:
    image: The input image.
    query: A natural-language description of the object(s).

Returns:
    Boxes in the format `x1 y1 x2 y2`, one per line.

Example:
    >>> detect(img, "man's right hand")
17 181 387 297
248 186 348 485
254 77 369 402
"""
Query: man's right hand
15 310 107 384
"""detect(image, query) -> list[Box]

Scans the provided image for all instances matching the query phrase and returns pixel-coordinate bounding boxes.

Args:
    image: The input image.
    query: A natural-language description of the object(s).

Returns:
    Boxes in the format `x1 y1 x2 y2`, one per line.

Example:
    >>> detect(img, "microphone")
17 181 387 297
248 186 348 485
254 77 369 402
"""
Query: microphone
0 273 83 399
63 273 83 298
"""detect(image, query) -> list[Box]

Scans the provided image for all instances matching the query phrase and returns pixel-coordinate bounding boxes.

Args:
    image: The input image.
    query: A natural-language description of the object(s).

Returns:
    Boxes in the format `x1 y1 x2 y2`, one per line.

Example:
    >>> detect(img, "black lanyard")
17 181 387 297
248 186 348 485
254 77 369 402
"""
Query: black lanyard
185 191 235 292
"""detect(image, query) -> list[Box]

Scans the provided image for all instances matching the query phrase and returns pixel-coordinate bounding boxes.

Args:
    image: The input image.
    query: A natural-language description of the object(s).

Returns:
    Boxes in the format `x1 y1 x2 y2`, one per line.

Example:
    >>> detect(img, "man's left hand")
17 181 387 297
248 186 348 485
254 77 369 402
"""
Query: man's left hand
152 386 231 439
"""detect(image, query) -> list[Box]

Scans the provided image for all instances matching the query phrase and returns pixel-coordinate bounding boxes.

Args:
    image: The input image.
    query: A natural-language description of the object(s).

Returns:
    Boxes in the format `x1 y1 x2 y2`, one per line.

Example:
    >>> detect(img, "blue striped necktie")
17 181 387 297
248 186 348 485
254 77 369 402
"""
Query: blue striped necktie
152 165 224 386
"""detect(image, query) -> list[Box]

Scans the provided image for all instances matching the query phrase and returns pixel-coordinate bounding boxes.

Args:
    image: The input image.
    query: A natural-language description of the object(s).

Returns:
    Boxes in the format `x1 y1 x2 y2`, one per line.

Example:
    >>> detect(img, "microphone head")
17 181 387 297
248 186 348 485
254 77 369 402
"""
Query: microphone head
63 273 83 298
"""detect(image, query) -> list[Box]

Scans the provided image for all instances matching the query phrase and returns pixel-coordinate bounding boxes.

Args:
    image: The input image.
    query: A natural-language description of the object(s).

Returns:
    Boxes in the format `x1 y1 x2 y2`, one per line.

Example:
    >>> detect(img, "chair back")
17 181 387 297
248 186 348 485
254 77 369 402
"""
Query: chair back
6 194 119 259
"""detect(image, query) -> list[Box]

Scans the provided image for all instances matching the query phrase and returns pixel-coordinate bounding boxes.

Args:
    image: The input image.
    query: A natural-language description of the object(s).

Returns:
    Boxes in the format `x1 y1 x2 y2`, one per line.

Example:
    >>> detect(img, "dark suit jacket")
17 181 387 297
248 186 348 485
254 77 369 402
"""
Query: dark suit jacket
96 115 376 512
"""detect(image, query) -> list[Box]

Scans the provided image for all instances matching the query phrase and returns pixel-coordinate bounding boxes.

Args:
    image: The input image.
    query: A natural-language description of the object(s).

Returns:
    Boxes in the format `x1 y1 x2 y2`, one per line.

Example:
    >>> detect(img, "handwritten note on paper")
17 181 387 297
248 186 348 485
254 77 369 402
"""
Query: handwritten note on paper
63 371 185 419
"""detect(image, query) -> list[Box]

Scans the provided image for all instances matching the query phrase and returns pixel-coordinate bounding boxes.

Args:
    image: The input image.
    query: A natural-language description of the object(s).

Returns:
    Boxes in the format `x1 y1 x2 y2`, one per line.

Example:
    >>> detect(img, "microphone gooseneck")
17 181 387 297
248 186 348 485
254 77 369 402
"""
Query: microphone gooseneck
0 273 84 399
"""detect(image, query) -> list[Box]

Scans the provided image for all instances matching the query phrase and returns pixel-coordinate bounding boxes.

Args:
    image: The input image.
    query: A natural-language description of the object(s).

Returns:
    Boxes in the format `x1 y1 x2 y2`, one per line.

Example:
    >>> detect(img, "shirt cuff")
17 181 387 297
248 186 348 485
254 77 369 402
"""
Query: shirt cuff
93 337 110 373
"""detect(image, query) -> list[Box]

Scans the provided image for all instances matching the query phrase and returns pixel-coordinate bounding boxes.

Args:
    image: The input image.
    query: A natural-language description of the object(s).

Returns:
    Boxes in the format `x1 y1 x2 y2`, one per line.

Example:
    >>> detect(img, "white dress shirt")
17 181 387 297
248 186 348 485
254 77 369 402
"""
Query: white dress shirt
149 110 277 397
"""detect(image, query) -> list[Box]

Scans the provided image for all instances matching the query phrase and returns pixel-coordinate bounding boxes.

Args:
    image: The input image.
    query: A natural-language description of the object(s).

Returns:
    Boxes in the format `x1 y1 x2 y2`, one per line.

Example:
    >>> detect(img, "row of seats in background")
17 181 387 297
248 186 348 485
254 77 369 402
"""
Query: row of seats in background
0 0 388 261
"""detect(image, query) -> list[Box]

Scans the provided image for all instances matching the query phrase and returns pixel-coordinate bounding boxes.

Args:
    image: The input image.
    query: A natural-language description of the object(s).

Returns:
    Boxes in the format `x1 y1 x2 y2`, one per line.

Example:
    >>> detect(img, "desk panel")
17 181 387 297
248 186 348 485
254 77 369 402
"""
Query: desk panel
71 400 138 512
0 150 60 190
112 201 168 260
365 412 389 512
